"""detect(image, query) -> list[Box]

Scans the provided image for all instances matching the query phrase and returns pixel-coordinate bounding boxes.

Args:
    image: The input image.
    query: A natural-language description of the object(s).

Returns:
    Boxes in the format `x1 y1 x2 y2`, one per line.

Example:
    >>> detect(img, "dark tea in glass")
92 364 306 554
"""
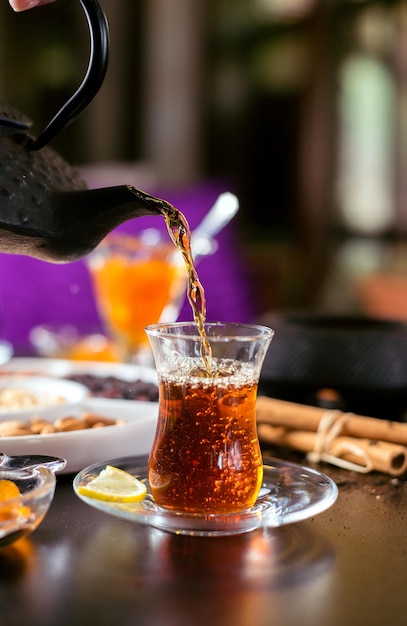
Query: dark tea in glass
146 322 273 514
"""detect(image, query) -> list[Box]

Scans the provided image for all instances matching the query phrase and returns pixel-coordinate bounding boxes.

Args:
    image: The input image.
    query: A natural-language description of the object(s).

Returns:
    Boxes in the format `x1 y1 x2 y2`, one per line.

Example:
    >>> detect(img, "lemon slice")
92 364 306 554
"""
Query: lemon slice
77 465 147 503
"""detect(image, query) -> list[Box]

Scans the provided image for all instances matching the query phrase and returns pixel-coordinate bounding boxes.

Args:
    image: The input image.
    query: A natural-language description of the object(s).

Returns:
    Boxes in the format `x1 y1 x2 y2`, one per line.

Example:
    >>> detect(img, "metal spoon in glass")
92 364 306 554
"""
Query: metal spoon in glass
0 452 66 473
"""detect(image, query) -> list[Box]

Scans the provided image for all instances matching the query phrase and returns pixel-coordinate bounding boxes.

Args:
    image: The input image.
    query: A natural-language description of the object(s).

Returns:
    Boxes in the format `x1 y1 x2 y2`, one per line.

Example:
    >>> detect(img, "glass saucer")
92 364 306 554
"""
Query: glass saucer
73 455 338 537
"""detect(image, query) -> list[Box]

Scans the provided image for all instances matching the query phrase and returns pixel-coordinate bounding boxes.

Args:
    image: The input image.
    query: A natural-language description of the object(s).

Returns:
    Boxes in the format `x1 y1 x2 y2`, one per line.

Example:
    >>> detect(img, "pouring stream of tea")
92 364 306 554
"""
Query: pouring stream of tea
158 204 212 373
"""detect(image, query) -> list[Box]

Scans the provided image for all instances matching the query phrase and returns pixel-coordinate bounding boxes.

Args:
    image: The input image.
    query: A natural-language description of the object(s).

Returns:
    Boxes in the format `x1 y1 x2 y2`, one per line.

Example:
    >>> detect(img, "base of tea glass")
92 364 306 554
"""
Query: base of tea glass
86 230 186 364
146 322 274 515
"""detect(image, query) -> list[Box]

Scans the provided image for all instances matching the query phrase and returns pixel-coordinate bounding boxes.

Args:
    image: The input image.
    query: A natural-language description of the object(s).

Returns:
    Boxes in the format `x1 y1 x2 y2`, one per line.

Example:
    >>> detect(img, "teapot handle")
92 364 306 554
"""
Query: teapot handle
28 0 109 151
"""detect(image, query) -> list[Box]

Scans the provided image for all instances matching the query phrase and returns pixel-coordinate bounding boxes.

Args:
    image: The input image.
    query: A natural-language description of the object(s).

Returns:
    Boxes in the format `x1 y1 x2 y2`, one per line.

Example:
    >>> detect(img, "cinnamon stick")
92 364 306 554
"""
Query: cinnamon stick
256 396 407 446
258 423 407 476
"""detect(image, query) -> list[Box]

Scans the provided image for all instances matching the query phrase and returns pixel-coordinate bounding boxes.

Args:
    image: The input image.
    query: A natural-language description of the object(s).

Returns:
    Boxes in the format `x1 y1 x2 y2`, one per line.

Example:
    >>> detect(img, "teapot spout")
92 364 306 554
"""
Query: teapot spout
21 185 176 263
55 185 171 220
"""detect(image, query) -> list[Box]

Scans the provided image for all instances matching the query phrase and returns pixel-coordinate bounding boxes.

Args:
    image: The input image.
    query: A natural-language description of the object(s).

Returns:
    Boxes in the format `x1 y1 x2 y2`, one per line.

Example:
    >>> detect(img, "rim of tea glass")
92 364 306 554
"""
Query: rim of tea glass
145 321 274 342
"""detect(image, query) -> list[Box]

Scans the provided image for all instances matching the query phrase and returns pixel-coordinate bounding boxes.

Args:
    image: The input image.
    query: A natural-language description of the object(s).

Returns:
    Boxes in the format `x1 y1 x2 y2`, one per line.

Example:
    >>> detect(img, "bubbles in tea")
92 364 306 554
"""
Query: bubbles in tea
148 358 263 514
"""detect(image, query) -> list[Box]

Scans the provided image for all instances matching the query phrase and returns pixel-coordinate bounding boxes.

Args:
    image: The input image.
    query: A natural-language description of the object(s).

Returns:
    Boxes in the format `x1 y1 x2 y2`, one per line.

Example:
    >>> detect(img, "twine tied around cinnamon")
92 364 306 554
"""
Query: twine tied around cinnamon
306 410 373 473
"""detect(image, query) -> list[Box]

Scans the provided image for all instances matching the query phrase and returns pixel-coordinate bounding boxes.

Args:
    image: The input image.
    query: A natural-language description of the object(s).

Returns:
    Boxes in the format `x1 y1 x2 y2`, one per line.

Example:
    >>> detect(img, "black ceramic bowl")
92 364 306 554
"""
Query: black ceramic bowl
259 312 407 420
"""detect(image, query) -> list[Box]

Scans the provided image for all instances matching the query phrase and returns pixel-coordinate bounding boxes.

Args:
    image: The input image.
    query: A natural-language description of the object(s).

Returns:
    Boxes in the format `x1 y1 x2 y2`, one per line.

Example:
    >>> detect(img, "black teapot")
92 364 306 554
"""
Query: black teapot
0 0 174 263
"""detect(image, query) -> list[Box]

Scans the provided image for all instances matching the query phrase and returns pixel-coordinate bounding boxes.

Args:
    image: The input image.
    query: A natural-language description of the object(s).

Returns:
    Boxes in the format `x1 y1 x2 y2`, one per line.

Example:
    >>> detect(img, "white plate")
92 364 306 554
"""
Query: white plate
0 376 88 420
0 398 158 474
0 359 159 474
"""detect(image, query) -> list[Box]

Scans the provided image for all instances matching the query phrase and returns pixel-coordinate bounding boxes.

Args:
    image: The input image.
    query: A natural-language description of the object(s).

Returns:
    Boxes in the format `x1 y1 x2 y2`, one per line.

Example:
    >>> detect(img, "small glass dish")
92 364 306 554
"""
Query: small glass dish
0 466 57 547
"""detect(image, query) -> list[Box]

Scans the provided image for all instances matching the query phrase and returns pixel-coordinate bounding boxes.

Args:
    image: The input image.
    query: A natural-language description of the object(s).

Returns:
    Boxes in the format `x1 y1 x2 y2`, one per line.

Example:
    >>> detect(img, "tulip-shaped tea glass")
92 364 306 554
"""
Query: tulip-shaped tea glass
146 322 274 514
87 232 185 363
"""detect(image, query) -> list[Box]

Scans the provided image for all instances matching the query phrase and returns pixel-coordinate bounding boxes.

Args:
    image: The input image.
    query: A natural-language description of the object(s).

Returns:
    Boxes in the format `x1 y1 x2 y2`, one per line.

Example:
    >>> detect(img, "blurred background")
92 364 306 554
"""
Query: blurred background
0 0 407 356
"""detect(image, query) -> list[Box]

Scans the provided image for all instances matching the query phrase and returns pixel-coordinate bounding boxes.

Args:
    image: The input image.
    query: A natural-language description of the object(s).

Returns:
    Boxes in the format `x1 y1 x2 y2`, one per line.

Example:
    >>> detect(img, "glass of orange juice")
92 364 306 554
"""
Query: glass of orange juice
87 230 185 363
